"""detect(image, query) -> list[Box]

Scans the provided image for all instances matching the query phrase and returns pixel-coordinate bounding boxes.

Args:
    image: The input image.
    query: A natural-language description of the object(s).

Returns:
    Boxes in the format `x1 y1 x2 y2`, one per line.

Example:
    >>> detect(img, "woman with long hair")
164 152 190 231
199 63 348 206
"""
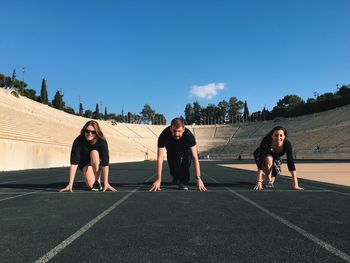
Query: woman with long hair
253 126 303 191
59 120 117 192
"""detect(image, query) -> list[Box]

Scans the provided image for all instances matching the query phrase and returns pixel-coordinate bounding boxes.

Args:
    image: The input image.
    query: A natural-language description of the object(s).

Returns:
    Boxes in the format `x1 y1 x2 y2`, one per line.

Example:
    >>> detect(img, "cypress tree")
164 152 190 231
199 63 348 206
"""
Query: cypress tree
79 102 83 116
40 78 48 104
11 69 16 88
12 69 16 79
243 100 249 121
94 103 100 119
104 106 108 120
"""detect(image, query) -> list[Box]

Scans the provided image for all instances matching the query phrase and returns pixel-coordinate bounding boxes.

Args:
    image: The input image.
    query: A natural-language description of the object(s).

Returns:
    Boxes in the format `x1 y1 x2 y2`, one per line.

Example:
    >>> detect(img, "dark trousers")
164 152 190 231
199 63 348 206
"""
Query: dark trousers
167 150 192 183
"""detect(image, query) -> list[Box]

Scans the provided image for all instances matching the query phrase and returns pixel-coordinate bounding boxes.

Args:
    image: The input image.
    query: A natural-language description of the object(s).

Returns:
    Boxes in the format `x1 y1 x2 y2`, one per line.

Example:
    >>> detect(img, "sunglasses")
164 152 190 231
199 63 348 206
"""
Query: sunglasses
85 129 96 135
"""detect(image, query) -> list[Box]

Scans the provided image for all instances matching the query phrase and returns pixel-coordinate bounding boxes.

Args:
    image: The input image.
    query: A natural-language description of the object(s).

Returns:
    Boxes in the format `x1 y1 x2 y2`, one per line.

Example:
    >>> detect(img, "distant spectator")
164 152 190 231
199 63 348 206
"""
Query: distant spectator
59 120 117 192
150 117 207 191
313 145 320 153
253 126 304 191
238 154 242 161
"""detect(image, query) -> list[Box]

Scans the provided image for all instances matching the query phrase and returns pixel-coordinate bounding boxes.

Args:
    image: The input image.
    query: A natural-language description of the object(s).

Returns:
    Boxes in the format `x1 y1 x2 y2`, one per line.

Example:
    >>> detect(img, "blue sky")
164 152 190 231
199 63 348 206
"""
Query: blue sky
1 0 349 123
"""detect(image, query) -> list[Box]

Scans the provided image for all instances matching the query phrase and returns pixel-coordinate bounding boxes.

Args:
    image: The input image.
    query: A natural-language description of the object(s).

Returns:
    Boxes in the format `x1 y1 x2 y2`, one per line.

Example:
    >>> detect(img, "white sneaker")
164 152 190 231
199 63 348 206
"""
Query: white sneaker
91 181 103 191
265 181 274 189
178 183 189 191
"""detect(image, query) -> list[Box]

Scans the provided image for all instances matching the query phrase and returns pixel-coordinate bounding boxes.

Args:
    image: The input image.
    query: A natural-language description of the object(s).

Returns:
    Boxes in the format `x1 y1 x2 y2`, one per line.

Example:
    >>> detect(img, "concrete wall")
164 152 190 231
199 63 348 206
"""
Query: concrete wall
0 139 70 171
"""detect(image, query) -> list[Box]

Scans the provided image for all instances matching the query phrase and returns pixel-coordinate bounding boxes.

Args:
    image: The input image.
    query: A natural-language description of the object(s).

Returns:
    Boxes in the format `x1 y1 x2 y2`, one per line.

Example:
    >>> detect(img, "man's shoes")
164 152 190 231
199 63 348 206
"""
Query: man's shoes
178 182 189 191
91 181 103 191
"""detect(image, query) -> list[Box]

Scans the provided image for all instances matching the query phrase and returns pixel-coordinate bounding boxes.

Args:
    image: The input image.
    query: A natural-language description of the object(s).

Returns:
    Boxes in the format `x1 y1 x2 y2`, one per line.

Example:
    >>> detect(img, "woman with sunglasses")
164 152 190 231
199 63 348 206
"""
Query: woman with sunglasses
59 120 117 192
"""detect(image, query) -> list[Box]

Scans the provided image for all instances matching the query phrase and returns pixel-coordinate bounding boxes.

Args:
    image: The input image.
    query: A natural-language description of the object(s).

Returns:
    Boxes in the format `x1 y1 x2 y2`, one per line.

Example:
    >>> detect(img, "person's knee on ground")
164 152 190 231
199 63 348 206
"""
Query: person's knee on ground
270 176 276 184
90 150 101 181
83 166 96 189
264 156 274 182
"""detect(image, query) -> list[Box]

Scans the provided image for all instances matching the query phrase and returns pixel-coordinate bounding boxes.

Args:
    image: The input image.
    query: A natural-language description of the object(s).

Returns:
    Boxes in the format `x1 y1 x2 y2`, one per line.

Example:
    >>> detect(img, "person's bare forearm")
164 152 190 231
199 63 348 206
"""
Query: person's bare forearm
256 170 264 182
193 156 201 178
102 166 109 183
68 165 78 185
149 147 165 191
290 170 304 190
291 170 298 183
156 157 163 181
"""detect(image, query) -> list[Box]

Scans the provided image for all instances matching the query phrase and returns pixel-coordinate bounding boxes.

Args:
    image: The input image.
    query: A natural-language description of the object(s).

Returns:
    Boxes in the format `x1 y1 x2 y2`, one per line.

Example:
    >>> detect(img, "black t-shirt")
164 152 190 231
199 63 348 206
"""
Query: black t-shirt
70 135 109 169
158 126 196 157
254 138 296 171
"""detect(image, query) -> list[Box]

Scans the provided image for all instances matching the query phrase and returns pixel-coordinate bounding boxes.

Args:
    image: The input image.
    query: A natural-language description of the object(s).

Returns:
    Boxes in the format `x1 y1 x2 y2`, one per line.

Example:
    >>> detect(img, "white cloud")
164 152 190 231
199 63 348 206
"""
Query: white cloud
189 83 225 99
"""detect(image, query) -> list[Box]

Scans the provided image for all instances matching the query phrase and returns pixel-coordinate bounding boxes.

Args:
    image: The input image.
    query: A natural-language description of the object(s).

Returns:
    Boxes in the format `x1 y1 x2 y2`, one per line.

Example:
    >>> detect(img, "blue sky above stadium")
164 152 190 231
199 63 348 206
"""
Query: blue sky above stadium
1 0 349 122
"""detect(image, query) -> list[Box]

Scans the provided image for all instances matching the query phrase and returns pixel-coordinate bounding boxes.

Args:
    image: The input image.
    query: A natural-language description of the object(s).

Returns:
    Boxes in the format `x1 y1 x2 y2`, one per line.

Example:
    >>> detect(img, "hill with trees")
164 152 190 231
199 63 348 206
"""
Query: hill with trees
0 70 166 124
183 85 350 124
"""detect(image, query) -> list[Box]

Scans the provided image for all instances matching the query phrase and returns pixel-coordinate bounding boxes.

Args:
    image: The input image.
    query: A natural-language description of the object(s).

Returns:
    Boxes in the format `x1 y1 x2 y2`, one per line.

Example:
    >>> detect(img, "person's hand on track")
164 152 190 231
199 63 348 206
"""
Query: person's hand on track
59 184 73 192
149 179 161 192
196 179 207 191
253 181 263 190
292 184 304 191
103 183 117 192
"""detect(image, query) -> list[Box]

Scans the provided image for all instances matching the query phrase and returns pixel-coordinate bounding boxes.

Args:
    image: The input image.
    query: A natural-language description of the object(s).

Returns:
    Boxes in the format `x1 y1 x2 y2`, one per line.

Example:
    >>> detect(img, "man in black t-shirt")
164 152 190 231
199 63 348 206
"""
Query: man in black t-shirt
150 118 207 191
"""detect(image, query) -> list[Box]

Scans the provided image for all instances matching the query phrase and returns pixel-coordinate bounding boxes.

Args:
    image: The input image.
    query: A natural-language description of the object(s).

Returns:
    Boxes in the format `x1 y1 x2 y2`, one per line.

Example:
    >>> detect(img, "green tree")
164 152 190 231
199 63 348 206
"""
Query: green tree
243 100 249 121
278 95 303 109
104 107 108 120
306 98 316 104
184 103 194 124
317 92 335 101
79 102 84 116
0 73 27 90
154 113 166 125
64 106 75 115
272 94 304 117
52 90 65 110
94 103 100 119
127 112 134 123
84 109 93 118
217 100 229 120
11 69 16 88
40 78 49 104
23 89 37 101
0 73 7 87
228 96 244 121
261 107 269 121
141 104 155 123
193 101 202 124
202 104 218 124
337 85 350 96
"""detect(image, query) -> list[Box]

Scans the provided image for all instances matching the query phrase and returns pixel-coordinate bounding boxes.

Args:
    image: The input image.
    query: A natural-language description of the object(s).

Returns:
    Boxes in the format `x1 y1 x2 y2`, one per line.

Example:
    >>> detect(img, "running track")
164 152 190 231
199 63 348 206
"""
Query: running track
0 161 349 263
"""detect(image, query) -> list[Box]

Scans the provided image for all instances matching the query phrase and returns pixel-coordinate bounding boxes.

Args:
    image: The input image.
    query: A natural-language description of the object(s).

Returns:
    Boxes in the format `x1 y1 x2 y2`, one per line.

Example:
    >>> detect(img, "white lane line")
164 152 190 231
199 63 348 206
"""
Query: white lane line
0 169 124 185
216 163 350 194
34 175 154 263
204 173 350 263
0 180 19 185
0 189 48 202
298 183 350 197
325 190 350 197
0 173 64 185
278 177 350 197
